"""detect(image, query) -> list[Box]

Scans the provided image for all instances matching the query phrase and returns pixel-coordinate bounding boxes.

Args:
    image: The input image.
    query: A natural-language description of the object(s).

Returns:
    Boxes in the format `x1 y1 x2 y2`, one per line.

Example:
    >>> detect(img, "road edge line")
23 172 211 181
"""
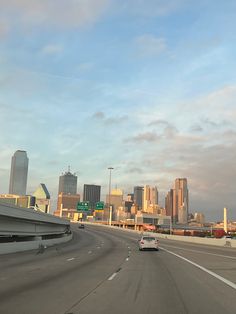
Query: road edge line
160 246 236 290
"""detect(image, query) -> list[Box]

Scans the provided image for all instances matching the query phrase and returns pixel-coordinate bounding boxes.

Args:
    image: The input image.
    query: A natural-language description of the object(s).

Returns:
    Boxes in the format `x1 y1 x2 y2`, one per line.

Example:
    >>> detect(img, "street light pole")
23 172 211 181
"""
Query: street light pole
108 167 114 226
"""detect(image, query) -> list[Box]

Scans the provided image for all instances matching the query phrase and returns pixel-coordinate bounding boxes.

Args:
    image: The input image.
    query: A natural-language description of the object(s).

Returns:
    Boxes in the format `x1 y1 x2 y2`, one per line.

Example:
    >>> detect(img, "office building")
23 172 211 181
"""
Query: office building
9 150 29 195
173 178 189 223
83 184 101 209
133 186 143 210
55 192 80 213
143 185 158 212
165 189 173 217
0 194 35 208
33 183 50 213
106 188 123 215
58 169 77 194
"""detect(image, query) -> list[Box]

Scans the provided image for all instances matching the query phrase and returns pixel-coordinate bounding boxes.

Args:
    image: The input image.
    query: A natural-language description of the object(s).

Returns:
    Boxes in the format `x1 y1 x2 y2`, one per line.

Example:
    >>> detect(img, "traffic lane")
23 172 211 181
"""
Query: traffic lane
0 223 84 269
158 242 236 284
0 226 98 281
107 229 236 286
67 231 236 314
0 227 130 314
157 236 236 258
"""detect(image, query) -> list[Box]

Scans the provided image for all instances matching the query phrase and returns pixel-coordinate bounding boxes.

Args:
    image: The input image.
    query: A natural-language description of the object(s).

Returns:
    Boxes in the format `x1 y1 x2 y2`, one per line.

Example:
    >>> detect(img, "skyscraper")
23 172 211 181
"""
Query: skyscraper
9 150 29 195
173 178 189 223
133 186 143 210
165 189 173 217
58 169 77 194
143 185 158 212
83 184 101 209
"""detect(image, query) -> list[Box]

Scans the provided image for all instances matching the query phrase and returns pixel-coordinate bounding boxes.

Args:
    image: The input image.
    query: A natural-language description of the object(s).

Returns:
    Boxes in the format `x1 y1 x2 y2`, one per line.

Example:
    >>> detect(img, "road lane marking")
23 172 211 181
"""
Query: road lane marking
67 258 75 261
161 244 236 260
88 251 92 254
108 272 118 281
161 247 236 290
126 258 129 261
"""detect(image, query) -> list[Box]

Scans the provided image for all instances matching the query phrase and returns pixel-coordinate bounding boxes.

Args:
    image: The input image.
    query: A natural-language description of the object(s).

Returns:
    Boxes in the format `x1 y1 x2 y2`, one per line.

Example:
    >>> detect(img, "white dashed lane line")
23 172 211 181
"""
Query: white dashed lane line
67 258 75 262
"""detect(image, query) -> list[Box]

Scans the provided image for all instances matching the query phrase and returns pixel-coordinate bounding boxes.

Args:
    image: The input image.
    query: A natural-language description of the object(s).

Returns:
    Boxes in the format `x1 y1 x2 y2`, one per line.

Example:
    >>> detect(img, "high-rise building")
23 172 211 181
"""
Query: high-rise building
106 189 123 215
58 169 77 194
33 183 50 213
173 178 189 223
9 150 29 195
55 192 80 216
83 184 101 209
143 185 158 212
165 189 173 217
133 186 143 210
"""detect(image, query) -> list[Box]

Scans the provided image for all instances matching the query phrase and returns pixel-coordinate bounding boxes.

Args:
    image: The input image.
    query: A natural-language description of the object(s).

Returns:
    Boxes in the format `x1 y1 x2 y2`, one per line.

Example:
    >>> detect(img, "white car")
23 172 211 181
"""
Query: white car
138 236 159 251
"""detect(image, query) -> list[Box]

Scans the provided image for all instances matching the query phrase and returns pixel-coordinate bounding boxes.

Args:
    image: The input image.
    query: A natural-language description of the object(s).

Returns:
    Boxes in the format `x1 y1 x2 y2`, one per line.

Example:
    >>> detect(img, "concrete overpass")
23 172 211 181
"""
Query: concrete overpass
0 202 72 254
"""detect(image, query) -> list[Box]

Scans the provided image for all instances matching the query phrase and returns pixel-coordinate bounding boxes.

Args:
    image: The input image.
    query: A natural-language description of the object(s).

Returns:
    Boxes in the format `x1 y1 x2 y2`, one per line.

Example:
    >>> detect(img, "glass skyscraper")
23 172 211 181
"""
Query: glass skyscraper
9 150 29 195
83 184 101 209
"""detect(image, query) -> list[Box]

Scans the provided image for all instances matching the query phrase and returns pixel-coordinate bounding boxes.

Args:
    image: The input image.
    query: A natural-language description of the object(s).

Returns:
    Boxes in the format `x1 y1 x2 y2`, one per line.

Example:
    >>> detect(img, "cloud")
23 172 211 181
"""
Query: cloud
92 111 128 124
135 35 167 57
117 0 186 17
148 119 171 127
92 111 105 120
77 62 94 72
126 131 161 143
41 44 63 55
0 21 9 38
0 0 110 29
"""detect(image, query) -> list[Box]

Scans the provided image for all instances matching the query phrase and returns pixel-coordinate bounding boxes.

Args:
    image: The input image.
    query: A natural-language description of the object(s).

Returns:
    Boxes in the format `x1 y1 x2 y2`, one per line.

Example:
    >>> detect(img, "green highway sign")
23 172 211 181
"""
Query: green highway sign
77 202 90 211
95 201 104 210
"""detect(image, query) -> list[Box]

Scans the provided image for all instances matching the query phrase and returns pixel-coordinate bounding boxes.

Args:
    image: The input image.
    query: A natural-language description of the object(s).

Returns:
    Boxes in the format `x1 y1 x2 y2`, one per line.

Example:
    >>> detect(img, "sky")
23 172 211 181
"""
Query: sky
0 0 236 221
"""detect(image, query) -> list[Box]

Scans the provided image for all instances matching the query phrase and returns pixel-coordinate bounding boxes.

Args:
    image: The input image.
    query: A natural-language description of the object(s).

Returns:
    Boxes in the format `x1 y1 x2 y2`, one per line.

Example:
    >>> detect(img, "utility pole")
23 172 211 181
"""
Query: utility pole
108 167 114 226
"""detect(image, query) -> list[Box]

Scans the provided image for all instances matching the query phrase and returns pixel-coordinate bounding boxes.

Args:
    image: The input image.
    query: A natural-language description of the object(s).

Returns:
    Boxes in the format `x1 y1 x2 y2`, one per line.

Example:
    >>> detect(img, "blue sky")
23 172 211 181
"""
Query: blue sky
0 0 236 220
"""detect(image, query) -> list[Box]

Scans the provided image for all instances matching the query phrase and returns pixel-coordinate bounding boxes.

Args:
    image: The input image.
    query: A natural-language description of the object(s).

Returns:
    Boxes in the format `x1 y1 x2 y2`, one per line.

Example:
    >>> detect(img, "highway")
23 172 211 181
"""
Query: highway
0 224 236 314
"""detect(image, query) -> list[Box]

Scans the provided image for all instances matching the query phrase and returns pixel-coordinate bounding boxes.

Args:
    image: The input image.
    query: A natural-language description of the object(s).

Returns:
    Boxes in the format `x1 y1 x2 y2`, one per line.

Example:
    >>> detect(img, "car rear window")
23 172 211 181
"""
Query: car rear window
143 237 155 241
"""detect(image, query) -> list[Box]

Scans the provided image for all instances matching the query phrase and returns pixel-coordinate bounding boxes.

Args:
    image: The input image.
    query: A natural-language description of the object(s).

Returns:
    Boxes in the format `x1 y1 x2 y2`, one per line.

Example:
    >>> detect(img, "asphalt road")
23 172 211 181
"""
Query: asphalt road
0 224 236 314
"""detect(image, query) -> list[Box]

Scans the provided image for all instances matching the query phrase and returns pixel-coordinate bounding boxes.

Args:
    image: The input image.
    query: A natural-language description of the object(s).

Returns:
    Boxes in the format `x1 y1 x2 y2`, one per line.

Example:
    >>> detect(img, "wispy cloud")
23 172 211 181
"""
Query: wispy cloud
92 111 128 124
126 131 161 143
134 34 167 57
41 44 63 55
0 0 110 29
0 21 9 38
117 0 186 17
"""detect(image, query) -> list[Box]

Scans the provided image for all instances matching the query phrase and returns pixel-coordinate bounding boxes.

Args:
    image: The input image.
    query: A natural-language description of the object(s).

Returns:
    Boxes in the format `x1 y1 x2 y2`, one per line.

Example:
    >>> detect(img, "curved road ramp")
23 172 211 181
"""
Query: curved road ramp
0 202 72 254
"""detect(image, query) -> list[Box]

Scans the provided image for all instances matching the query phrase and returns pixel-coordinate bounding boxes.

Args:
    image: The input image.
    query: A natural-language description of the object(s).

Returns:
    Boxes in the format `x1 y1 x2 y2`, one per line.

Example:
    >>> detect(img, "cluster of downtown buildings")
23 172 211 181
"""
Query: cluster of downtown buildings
0 150 205 226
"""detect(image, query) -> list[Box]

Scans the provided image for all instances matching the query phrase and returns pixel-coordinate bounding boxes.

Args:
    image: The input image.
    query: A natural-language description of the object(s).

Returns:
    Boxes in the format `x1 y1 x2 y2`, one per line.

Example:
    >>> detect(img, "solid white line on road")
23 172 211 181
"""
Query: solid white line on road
108 272 118 281
67 258 75 261
161 244 236 260
161 247 236 290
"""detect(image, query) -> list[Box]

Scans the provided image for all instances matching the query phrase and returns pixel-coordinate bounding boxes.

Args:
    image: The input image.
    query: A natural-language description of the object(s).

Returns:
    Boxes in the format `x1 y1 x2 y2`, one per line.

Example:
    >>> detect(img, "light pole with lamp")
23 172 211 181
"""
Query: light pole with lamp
108 167 114 226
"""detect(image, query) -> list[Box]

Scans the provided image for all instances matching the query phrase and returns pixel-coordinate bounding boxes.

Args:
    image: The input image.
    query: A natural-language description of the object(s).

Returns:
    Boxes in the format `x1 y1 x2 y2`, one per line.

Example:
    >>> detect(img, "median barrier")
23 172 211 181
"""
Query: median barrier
81 222 236 248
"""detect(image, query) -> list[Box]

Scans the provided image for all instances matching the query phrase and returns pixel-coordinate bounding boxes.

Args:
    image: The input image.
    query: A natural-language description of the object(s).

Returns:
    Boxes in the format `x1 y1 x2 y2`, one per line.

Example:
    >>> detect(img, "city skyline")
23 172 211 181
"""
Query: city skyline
0 1 235 220
0 149 234 221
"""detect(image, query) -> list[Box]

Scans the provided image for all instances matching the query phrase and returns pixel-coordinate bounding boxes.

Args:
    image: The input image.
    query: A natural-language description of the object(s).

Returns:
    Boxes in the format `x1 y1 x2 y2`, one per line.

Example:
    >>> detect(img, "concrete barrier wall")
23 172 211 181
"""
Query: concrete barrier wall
82 222 236 248
0 233 73 255
0 202 70 236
